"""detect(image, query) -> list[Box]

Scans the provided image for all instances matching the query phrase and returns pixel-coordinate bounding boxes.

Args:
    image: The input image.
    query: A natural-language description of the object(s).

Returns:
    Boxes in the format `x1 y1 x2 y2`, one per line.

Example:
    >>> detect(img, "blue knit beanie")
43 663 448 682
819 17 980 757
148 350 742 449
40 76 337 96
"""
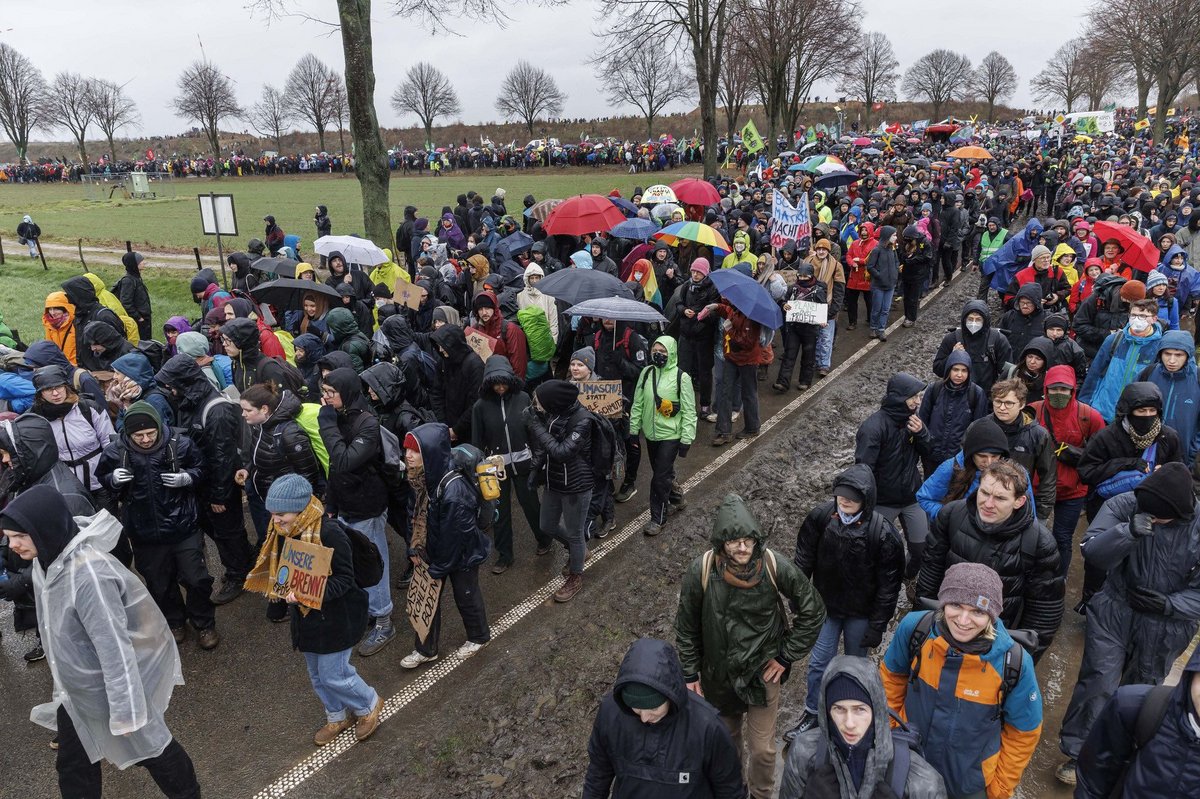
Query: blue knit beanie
265 473 313 514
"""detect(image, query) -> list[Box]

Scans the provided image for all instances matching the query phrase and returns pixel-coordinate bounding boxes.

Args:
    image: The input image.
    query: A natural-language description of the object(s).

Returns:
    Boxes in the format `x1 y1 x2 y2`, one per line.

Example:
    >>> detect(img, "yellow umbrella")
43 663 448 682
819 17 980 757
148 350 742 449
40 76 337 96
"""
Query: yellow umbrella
1073 134 1093 144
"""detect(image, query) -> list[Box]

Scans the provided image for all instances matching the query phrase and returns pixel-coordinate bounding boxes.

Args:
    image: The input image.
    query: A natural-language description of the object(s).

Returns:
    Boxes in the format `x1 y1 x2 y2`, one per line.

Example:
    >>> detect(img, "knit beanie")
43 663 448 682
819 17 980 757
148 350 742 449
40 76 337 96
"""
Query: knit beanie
123 402 159 436
938 562 1004 622
1134 462 1196 521
570 346 596 373
190 276 210 294
825 673 872 708
621 682 668 710
1145 270 1168 291
1120 280 1146 302
264 473 313 514
175 331 211 359
690 257 711 277
1043 313 1068 333
534 379 579 415
962 418 1010 461
1030 245 1051 261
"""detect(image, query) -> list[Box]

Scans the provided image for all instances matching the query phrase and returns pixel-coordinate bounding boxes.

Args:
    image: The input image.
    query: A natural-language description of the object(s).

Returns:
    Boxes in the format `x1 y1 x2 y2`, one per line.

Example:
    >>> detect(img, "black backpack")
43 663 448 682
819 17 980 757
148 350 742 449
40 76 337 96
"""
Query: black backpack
436 443 499 529
810 708 921 798
1108 684 1175 798
338 520 384 589
587 411 624 485
136 339 168 372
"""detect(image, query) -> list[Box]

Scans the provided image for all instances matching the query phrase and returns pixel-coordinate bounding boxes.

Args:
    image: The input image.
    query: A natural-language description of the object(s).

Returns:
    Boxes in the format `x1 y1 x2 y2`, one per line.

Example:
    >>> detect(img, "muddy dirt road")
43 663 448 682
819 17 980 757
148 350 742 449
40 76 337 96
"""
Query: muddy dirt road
0 268 1128 799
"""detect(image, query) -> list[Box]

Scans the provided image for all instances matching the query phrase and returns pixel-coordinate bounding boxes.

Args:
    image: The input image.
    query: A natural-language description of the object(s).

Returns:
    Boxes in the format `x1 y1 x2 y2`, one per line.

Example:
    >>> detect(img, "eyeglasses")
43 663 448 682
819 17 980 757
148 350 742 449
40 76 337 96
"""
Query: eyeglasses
993 399 1021 409
320 388 338 398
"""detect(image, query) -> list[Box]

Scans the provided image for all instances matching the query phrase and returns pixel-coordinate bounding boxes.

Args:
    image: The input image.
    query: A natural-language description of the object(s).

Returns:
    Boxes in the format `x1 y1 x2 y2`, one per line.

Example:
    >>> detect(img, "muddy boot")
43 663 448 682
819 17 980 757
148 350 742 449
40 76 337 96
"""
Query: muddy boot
783 711 819 744
210 579 244 605
712 434 732 447
395 562 414 589
615 482 638 503
196 626 220 651
1055 759 1077 786
553 573 583 602
355 696 385 741
267 599 289 623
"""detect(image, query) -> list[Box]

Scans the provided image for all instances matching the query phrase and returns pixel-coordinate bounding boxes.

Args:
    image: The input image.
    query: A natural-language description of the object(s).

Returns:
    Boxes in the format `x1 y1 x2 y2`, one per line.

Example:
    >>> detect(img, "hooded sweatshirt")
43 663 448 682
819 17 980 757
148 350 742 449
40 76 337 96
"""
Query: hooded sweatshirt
42 291 78 364
865 226 899 290
629 336 697 445
317 366 387 520
918 348 990 467
855 373 932 506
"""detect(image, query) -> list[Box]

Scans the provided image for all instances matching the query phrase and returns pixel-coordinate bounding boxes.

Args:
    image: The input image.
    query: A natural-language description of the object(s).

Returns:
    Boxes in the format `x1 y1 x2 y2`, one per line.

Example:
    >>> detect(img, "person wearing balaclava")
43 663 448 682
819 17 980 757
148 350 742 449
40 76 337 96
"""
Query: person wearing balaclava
1056 462 1200 787
1 485 202 797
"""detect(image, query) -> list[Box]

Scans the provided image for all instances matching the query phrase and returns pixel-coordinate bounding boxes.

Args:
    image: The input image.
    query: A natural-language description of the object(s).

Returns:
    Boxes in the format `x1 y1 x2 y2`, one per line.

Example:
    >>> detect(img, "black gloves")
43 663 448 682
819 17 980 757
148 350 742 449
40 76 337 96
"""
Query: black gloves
859 627 884 650
526 470 541 493
1057 444 1085 466
1127 587 1169 616
1130 512 1156 538
678 443 691 459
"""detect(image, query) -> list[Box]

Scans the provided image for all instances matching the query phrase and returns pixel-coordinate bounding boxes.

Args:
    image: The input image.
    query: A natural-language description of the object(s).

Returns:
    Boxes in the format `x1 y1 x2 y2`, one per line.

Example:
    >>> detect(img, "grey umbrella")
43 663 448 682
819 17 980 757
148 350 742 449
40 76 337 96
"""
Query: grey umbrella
536 269 634 304
566 297 666 323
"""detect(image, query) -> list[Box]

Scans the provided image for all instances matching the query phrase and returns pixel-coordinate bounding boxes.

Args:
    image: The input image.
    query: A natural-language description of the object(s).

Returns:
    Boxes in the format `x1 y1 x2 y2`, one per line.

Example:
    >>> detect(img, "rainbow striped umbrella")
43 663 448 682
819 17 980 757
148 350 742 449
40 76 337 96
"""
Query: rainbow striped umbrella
799 154 846 173
652 221 731 256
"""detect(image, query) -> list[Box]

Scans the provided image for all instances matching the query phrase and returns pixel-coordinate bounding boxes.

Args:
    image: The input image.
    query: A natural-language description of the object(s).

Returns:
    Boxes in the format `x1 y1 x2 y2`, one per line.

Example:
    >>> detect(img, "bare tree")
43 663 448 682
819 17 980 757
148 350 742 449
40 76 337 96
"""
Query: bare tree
248 84 292 153
901 49 973 121
328 75 349 160
597 0 731 176
494 61 566 136
1030 39 1086 113
596 50 692 143
837 31 899 128
718 35 753 145
0 43 48 164
286 53 338 152
90 79 141 162
1077 48 1120 112
45 72 98 169
776 0 861 143
391 61 461 146
171 60 243 169
969 51 1018 123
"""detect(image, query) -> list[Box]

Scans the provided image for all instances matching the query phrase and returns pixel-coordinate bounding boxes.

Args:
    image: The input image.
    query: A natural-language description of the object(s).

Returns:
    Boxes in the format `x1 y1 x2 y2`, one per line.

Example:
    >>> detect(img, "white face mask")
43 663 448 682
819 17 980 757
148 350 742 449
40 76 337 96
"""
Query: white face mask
735 243 745 252
1129 316 1151 333
965 319 984 335
1170 260 1185 271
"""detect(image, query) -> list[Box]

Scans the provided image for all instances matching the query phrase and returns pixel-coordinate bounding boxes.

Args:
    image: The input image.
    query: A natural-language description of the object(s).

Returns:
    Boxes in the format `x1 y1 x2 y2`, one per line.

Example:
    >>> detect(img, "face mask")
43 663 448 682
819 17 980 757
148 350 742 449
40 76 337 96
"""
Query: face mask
1129 414 1157 435
837 509 863 525
1047 392 1071 409
1170 260 1185 271
735 243 745 252
965 319 984 335
650 351 668 367
1129 317 1151 333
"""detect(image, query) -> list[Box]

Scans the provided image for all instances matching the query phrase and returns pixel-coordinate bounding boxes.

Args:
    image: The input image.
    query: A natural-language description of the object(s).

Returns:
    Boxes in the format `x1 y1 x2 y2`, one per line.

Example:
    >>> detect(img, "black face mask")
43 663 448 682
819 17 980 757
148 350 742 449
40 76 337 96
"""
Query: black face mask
1129 414 1158 435
650 351 668 367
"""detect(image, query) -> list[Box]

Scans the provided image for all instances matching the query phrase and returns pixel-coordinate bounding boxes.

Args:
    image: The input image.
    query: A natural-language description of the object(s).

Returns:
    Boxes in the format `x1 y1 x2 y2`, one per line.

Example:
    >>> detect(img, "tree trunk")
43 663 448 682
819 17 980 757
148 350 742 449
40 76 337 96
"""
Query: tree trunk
316 127 327 153
207 127 222 179
987 99 995 123
76 137 89 171
646 114 654 144
1153 83 1171 145
337 0 391 247
526 117 535 137
106 134 117 164
697 69 718 176
424 121 433 148
337 126 346 167
932 101 942 122
863 97 873 130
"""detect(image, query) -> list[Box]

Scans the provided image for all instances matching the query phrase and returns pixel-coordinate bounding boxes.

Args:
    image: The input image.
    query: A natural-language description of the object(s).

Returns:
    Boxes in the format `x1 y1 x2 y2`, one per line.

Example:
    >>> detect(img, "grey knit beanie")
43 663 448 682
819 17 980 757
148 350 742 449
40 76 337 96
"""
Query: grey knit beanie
938 562 1004 622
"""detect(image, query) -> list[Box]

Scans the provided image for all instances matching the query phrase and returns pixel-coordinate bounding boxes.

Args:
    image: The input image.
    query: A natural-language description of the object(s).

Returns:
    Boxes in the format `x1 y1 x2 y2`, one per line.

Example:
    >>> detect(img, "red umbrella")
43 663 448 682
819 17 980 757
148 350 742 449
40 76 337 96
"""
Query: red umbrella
853 137 872 147
1092 221 1158 274
542 194 626 236
669 177 720 206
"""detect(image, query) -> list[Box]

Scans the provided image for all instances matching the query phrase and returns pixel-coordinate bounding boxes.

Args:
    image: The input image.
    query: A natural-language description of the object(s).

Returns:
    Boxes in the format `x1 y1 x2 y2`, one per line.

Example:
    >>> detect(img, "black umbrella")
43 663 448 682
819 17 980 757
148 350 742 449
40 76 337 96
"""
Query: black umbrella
495 231 534 261
251 278 339 311
536 269 634 304
250 256 300 278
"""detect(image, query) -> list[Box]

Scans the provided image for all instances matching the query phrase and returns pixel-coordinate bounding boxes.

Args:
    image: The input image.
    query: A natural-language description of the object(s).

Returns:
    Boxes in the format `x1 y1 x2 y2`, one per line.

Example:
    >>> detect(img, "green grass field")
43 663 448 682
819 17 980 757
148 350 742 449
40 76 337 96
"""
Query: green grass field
0 169 702 255
2 258 196 346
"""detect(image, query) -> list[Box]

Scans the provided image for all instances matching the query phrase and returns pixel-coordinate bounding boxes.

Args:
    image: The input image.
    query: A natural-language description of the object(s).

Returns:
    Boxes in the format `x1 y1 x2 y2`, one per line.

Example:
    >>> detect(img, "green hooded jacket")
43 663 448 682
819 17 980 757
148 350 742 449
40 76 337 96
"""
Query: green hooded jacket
629 335 697 445
0 310 16 349
675 494 825 714
326 307 370 373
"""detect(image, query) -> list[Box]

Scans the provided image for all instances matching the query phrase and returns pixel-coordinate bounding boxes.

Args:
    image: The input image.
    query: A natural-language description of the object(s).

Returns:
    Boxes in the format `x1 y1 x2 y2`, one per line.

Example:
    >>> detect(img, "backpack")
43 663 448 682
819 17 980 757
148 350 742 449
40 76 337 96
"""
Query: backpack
200 394 251 456
274 329 297 366
436 443 500 528
810 709 921 798
1109 684 1175 798
906 610 1029 723
594 326 638 359
588 411 625 485
272 358 309 399
338 520 384 589
952 328 1004 375
700 548 792 632
136 339 168 371
517 305 556 361
294 403 330 476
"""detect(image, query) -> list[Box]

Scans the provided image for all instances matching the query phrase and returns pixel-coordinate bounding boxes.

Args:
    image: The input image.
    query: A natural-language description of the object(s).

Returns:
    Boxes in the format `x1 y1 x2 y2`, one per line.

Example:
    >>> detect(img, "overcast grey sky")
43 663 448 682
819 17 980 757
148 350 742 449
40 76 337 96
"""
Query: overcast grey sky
8 0 1091 139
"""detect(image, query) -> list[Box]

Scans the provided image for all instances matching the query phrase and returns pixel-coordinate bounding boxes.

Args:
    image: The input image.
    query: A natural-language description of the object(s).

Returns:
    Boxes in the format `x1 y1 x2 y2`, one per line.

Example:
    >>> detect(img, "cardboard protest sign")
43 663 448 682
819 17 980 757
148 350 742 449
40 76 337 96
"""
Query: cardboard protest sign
770 190 811 251
577 380 624 418
270 537 333 610
393 280 423 309
406 560 443 643
465 328 497 363
784 300 827 325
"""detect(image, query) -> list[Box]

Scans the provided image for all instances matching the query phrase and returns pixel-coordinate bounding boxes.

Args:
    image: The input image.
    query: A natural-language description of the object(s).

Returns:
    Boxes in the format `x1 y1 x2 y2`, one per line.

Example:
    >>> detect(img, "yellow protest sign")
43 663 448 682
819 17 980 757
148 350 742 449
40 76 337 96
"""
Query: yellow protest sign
1134 118 1150 131
270 537 333 611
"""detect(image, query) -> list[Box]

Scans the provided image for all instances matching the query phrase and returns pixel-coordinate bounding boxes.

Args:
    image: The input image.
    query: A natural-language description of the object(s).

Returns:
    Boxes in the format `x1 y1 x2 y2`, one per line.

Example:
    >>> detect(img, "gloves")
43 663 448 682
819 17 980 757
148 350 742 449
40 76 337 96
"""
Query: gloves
678 443 691 459
1127 587 1170 616
1056 443 1085 467
859 627 884 650
317 404 338 424
111 468 134 486
161 472 193 488
526 471 541 493
0 575 25 601
1130 512 1156 538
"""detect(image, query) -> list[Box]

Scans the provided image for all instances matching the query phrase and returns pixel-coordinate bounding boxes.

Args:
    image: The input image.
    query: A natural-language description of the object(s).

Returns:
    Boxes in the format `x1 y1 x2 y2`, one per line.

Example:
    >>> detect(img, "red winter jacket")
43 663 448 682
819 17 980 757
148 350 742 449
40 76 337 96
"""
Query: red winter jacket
845 223 878 291
1028 364 1105 501
707 302 767 367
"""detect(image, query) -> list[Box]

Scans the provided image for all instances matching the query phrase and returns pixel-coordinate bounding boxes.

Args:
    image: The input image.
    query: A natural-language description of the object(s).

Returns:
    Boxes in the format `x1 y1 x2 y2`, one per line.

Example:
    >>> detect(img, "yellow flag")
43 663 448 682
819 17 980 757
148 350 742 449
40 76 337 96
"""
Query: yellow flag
1134 118 1150 131
741 120 765 154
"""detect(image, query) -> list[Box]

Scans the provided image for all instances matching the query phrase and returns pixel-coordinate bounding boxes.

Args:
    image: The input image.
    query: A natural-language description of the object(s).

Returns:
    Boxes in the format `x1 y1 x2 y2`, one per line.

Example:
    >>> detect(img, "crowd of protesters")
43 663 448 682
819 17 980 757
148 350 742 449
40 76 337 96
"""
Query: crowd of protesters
4 118 1200 799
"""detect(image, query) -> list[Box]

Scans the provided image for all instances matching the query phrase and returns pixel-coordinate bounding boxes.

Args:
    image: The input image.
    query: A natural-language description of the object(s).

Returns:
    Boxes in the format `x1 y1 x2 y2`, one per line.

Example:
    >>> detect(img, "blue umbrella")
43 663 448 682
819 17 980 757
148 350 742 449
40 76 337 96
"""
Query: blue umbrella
814 169 860 189
707 268 783 329
862 147 883 155
494 231 533 261
787 163 808 172
608 196 639 217
610 218 660 241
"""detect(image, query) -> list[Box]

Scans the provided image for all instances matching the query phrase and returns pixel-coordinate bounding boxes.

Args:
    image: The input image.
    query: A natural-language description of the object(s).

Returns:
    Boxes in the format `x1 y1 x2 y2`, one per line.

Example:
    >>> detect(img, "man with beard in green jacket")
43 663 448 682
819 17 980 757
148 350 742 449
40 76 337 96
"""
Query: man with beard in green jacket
675 494 825 799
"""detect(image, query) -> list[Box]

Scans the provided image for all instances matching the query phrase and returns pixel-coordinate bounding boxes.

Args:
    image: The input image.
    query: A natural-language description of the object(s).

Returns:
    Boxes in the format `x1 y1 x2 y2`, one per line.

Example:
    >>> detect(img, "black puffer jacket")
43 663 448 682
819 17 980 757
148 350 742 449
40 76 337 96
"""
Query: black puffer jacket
469 355 534 473
61 276 125 371
932 299 1014 393
246 390 325 499
526 380 594 494
918 348 990 468
999 283 1047 358
318 367 387 520
430 325 484 441
794 465 906 641
376 314 430 406
1073 274 1129 358
854 373 931 507
222 317 291 393
670 275 721 342
362 361 429 446
918 494 1064 659
290 518 369 654
95 402 204 544
582 638 746 799
155 354 243 505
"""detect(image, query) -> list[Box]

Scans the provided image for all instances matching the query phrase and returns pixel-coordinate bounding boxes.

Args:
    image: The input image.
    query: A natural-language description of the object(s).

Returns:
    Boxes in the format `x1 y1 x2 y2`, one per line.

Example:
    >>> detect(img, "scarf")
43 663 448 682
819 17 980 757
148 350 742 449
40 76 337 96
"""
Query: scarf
1123 416 1162 449
718 552 764 589
245 495 325 616
409 466 429 552
35 397 77 420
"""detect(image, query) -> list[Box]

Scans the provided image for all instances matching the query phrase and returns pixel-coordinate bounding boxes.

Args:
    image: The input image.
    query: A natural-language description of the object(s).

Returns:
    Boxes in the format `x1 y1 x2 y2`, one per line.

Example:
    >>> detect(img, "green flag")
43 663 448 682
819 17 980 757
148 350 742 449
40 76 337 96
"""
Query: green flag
741 120 764 154
1102 102 1117 113
806 127 817 143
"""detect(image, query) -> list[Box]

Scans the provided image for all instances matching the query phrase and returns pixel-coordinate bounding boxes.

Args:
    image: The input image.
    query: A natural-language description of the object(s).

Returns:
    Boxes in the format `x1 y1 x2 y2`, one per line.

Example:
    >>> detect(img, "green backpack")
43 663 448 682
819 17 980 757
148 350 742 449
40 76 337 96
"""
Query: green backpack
295 403 330 476
517 305 556 362
274 329 297 366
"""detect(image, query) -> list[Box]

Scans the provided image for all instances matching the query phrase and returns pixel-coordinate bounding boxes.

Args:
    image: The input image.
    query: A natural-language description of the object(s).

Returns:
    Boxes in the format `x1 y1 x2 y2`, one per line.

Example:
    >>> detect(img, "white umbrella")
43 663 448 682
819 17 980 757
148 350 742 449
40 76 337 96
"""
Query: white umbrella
313 235 389 266
641 184 678 205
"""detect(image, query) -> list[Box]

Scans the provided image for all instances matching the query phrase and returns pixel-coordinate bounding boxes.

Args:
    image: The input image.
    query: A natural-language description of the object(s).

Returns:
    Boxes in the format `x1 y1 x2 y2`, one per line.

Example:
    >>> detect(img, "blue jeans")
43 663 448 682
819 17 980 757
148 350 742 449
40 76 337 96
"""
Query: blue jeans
302 649 379 722
1051 497 1086 578
339 513 392 618
804 617 870 713
815 318 836 370
869 286 895 332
